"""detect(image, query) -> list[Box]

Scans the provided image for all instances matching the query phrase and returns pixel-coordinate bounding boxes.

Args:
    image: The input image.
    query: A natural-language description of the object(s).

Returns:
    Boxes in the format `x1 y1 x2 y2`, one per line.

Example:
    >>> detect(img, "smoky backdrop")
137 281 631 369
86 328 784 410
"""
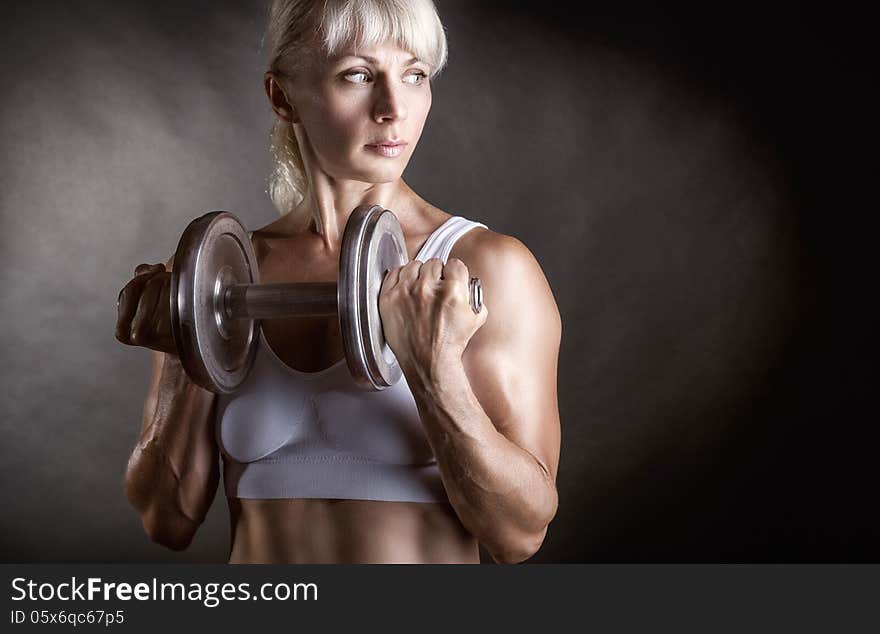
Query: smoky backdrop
0 0 870 562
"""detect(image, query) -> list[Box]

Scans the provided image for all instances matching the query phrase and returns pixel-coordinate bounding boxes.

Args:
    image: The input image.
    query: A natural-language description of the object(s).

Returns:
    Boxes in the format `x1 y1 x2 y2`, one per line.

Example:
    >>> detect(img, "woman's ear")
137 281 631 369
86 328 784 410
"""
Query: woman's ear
264 71 300 123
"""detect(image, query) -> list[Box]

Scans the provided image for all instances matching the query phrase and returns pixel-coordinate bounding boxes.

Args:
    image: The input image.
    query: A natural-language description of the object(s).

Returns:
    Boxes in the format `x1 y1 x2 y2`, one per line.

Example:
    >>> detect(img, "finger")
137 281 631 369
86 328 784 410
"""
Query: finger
149 274 175 353
118 266 163 310
115 281 138 344
396 259 422 288
116 272 160 344
418 258 443 282
134 262 165 276
437 259 473 308
442 258 470 284
129 274 165 347
381 264 403 291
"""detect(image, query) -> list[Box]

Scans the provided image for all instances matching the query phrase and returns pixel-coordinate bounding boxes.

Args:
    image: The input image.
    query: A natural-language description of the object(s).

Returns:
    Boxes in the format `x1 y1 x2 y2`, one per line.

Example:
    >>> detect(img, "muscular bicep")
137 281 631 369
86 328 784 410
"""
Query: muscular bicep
459 234 562 480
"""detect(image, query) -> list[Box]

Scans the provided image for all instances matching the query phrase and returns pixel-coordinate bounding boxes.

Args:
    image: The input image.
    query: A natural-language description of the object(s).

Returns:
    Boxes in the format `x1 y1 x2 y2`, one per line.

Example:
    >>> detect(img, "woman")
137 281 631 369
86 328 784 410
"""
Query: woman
116 0 561 564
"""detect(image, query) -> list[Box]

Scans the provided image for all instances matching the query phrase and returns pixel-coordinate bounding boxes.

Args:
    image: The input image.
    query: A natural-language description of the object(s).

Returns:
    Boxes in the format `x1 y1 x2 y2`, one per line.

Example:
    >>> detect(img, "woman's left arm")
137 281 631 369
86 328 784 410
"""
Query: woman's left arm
381 232 562 564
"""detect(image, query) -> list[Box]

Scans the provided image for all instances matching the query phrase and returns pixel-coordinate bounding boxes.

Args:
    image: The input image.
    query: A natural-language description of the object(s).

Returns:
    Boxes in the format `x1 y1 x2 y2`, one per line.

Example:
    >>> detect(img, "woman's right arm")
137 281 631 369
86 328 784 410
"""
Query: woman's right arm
119 256 220 551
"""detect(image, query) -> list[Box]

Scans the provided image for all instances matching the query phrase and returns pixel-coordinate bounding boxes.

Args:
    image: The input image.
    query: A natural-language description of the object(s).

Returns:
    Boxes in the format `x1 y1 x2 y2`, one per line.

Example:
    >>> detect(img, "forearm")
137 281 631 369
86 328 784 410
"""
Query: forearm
404 355 558 563
126 353 217 525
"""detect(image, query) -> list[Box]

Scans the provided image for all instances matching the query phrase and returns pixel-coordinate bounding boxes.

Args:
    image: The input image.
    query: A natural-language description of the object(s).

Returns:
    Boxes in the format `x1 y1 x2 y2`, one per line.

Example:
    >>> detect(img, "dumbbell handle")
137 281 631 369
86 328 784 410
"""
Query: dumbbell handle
223 278 483 320
225 282 337 319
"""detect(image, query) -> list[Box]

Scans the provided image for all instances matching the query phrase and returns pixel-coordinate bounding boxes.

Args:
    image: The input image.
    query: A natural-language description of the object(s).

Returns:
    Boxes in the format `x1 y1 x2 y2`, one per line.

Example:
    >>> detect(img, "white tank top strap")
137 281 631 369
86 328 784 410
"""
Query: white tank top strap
414 216 489 264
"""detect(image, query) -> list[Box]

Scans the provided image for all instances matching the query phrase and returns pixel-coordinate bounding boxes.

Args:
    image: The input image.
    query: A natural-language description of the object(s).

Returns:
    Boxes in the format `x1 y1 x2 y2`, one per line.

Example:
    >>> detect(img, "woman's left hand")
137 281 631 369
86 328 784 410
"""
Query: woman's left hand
378 257 489 379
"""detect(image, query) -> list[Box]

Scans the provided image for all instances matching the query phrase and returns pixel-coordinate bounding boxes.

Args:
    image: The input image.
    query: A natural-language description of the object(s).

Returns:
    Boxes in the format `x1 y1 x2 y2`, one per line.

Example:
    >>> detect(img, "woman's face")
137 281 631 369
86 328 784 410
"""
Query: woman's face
287 41 433 185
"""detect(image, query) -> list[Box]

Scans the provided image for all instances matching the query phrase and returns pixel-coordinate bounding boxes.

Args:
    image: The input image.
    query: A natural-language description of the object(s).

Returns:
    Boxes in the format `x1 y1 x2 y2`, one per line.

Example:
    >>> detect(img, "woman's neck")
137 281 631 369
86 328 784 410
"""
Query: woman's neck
295 179 424 252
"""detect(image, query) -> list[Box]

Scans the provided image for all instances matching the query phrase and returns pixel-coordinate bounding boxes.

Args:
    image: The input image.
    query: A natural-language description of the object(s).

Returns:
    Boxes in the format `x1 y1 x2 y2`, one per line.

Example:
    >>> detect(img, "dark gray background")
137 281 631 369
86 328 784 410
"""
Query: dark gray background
0 1 870 562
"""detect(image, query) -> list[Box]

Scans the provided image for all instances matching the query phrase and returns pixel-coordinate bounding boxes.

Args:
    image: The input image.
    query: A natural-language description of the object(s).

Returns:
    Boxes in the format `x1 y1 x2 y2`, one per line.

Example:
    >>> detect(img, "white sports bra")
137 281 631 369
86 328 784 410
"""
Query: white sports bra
216 215 489 503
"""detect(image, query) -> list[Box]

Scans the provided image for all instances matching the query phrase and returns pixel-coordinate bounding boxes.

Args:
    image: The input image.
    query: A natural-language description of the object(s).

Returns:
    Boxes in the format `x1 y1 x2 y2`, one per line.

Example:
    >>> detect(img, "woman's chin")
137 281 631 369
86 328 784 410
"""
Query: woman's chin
344 166 407 185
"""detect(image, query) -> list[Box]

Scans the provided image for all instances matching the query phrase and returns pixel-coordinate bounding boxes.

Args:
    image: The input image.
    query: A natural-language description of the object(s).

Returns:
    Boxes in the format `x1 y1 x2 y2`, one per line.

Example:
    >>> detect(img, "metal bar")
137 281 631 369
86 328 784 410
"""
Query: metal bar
223 282 338 319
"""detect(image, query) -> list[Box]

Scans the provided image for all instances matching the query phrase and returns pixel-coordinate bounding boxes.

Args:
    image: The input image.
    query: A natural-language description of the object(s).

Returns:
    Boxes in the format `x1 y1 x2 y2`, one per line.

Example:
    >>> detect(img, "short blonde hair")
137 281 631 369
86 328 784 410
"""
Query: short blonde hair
263 0 448 227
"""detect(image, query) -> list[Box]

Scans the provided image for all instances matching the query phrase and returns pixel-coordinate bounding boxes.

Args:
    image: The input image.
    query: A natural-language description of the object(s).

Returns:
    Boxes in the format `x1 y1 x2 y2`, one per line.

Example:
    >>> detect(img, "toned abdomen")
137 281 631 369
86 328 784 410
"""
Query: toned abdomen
227 497 479 564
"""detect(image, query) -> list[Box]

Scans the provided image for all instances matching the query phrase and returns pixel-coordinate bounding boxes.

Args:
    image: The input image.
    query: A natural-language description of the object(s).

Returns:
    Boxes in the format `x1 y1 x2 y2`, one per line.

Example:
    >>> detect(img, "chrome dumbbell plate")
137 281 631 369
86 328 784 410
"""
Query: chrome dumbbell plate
338 205 409 390
170 211 260 394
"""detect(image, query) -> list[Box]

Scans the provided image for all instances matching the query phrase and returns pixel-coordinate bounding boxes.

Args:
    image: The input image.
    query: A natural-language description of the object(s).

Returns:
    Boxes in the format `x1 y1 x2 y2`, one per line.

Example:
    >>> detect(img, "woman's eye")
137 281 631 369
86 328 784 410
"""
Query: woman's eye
344 71 370 84
404 71 427 85
343 70 426 85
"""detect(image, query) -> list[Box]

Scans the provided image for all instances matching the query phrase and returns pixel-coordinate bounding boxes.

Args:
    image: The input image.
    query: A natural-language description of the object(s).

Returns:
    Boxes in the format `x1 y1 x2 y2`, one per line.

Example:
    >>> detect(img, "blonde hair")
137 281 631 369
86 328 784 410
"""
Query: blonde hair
263 0 449 227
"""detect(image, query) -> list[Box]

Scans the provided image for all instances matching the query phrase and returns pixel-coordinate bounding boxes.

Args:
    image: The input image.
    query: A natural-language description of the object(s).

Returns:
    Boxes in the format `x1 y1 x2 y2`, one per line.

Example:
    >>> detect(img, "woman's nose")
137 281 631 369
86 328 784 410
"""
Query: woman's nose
372 76 408 123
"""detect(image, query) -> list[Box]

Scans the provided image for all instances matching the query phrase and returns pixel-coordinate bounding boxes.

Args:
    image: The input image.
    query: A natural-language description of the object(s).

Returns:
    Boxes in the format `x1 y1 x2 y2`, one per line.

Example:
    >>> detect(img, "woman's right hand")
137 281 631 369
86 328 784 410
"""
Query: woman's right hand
115 262 177 355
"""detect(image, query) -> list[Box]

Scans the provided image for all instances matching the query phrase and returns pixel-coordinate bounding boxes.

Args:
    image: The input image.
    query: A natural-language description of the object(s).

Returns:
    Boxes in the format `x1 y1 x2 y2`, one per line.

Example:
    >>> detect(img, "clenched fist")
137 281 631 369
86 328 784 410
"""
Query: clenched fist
115 262 177 355
378 257 488 379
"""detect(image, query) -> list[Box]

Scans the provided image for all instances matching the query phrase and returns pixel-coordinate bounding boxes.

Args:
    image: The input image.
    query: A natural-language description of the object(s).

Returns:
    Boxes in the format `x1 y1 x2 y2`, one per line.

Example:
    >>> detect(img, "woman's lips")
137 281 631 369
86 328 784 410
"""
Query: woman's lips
365 143 407 158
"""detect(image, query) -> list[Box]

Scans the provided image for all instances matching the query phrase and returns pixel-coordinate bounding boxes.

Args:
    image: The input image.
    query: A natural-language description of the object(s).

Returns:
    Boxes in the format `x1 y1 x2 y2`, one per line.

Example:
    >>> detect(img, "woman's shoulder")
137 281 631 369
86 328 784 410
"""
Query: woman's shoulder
447 215 526 267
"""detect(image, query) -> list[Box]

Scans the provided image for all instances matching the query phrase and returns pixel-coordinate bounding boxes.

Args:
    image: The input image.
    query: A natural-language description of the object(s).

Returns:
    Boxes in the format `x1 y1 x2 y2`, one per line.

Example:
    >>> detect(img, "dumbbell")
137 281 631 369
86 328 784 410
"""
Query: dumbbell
170 204 483 393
